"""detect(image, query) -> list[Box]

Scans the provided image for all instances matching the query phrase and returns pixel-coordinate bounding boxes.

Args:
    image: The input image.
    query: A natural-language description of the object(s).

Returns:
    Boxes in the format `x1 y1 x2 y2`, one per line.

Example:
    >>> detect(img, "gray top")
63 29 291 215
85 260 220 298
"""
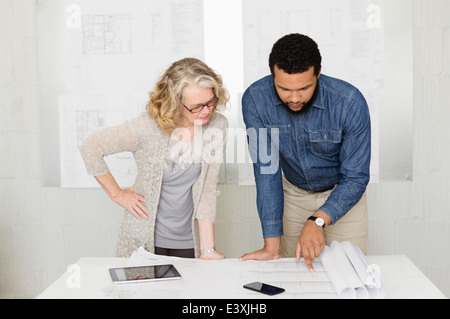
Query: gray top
155 132 203 249
79 112 228 258
154 162 201 249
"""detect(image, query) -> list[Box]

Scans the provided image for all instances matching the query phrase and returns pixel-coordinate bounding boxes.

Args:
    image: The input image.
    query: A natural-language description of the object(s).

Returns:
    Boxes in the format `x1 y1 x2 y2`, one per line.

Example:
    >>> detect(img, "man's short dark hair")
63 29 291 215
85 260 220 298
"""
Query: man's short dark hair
269 33 322 76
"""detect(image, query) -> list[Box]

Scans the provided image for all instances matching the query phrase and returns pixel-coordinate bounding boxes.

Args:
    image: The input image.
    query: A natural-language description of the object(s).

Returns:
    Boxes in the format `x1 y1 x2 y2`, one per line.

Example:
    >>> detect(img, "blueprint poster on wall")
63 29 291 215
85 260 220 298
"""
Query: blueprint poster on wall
51 0 402 188
58 0 204 187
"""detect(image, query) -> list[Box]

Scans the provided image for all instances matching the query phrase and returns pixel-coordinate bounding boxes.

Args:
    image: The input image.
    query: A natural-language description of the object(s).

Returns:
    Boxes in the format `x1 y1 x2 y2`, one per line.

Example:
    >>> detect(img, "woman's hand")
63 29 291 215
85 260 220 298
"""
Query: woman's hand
111 185 148 220
200 249 225 260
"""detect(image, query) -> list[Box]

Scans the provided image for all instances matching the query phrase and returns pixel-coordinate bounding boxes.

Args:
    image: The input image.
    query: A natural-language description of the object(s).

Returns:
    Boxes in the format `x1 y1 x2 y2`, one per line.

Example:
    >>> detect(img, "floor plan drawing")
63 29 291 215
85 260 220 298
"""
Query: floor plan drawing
58 0 204 187
82 14 132 55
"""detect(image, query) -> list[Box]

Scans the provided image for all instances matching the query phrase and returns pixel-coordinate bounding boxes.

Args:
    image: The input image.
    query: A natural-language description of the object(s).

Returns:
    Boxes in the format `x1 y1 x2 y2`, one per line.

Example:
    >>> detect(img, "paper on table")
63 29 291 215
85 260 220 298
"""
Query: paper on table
340 241 386 299
103 243 385 299
320 241 385 299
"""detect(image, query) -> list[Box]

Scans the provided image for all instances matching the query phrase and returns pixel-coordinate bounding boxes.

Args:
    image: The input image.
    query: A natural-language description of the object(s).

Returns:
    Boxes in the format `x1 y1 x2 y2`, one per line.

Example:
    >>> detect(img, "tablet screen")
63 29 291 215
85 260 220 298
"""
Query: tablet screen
109 264 181 283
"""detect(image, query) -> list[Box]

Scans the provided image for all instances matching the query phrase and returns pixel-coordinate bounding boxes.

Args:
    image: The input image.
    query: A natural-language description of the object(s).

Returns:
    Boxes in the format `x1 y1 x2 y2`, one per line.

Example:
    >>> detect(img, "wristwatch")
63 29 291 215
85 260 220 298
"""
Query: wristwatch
200 247 216 255
307 216 325 229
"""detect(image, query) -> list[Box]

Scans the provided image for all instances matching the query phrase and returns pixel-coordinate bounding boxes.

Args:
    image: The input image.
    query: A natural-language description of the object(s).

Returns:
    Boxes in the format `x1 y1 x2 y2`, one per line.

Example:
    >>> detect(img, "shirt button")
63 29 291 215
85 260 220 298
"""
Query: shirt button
300 152 305 157
297 136 302 141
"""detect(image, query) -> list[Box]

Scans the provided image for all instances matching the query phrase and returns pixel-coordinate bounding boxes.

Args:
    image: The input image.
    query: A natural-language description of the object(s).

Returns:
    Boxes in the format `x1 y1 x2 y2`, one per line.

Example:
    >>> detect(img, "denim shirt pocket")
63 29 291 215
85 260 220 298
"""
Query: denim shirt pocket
266 124 294 157
308 129 342 157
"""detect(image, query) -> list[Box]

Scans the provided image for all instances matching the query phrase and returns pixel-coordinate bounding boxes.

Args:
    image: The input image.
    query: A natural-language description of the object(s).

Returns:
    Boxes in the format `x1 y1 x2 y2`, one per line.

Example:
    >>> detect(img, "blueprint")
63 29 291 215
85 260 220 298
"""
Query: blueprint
59 0 204 187
81 14 132 56
58 0 394 187
59 94 142 188
103 241 385 299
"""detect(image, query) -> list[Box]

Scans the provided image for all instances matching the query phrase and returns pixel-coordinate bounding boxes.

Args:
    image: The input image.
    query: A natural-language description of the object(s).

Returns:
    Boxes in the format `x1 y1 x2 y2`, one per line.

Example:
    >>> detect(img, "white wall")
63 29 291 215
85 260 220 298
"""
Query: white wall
1 0 449 298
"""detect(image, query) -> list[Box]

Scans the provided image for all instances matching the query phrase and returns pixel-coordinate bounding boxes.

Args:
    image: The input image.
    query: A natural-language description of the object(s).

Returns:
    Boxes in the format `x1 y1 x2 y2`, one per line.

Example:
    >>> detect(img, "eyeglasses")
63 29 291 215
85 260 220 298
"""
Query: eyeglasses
182 97 218 113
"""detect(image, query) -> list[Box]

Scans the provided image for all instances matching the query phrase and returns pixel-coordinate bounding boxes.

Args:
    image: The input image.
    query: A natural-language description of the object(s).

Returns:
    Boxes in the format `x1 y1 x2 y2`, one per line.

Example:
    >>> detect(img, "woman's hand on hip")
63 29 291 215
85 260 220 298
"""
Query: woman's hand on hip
112 185 148 220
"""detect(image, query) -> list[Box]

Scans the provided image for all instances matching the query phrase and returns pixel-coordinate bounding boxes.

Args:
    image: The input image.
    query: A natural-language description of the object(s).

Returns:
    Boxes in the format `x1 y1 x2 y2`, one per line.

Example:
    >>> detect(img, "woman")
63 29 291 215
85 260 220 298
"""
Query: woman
80 58 229 259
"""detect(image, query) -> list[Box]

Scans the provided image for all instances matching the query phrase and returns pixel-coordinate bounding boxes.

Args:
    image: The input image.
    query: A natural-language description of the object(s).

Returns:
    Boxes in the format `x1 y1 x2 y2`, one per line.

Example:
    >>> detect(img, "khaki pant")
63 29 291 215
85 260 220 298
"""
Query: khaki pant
281 175 368 258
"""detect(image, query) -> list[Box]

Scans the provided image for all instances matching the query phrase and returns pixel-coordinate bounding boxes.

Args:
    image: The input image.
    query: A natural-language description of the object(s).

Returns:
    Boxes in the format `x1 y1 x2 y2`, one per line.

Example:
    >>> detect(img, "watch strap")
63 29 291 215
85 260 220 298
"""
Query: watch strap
200 247 216 255
307 216 325 229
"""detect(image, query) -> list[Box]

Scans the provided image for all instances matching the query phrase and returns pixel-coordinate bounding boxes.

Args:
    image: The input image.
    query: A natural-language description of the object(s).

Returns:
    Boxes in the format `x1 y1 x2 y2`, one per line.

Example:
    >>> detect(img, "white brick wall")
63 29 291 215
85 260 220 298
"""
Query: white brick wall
0 0 449 298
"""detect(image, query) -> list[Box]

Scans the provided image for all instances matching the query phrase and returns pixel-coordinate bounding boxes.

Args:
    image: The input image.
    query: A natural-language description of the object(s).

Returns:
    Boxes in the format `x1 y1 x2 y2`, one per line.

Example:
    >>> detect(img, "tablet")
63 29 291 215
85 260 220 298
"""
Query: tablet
109 264 182 284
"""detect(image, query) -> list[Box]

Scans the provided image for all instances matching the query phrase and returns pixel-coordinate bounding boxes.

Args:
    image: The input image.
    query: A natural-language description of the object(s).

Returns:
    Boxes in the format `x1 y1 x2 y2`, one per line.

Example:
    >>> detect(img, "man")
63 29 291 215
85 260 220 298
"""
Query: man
239 34 371 271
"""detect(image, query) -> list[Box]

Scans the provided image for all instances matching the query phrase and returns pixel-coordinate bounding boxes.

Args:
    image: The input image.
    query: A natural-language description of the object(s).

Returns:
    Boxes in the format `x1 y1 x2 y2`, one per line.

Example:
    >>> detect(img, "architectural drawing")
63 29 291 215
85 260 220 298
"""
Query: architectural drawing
82 14 132 55
59 0 204 187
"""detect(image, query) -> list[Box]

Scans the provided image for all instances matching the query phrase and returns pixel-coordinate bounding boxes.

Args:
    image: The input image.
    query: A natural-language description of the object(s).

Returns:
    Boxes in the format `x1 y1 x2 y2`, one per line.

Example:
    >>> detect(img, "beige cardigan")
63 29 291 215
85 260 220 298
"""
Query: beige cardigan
79 111 228 258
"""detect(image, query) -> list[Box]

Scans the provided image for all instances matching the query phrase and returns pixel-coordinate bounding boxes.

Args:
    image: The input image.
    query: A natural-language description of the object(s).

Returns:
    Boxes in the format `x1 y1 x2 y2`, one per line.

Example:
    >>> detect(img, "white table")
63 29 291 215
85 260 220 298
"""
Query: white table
37 255 446 299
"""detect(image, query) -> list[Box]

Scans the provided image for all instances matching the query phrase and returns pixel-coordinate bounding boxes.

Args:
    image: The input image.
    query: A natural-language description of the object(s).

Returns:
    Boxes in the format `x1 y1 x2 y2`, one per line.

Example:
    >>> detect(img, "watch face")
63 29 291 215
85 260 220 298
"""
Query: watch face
315 218 325 227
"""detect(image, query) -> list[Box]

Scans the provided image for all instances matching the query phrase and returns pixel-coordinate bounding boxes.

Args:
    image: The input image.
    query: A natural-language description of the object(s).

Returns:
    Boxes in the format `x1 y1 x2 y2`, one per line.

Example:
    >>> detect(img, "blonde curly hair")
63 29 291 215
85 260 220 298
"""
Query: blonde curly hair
146 58 229 133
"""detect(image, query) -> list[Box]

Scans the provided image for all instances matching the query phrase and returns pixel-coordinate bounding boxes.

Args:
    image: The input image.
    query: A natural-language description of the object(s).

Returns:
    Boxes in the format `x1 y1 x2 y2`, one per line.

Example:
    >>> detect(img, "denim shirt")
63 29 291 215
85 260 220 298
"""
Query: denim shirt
242 74 371 238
